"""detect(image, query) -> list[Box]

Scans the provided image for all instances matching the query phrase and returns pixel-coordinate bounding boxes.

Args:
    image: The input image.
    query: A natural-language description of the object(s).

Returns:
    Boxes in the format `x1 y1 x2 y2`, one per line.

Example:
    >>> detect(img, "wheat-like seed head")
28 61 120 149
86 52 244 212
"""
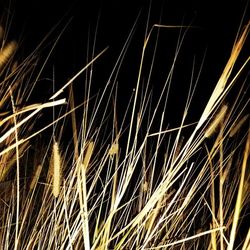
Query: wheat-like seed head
229 114 249 137
29 164 43 191
0 41 17 70
52 141 61 198
109 141 119 156
205 104 228 138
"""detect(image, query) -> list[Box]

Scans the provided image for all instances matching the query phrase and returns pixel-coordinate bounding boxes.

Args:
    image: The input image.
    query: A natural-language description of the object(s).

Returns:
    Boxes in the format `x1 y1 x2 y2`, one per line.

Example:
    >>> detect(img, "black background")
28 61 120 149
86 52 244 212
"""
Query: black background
0 0 249 124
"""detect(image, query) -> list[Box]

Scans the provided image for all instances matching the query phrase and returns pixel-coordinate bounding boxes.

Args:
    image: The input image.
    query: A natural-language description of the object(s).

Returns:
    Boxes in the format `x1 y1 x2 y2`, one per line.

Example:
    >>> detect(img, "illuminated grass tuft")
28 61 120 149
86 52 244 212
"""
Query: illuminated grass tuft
0 7 249 250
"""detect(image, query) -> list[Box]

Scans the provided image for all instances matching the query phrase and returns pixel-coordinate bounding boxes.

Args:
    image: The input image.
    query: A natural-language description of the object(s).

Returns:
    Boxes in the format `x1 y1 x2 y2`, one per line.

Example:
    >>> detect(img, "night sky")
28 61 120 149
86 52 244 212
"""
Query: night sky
0 0 249 124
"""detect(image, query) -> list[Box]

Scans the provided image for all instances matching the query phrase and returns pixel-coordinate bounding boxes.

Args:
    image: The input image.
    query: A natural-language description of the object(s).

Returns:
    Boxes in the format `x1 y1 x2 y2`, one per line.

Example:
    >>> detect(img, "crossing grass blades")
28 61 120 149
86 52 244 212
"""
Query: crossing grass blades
0 8 250 250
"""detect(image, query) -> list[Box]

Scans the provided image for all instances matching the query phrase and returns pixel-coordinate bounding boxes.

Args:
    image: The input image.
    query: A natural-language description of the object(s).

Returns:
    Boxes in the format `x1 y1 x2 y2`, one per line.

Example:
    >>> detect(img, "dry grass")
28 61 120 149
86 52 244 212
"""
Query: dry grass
0 8 249 250
52 140 62 198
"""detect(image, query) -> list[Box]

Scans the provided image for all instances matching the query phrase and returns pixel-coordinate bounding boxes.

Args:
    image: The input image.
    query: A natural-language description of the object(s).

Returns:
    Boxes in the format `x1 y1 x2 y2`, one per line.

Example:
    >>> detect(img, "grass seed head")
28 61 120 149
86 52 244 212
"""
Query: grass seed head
52 141 61 198
0 41 17 70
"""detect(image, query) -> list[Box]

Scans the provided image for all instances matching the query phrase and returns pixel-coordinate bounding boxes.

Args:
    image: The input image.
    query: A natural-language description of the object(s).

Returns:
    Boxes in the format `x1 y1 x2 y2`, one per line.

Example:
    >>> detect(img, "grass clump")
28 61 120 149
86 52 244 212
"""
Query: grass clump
0 6 250 250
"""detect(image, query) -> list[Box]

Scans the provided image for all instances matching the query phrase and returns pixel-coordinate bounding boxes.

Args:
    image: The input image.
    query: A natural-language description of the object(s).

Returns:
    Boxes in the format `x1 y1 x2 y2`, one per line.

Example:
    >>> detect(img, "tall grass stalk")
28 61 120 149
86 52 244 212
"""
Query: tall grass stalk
0 10 249 250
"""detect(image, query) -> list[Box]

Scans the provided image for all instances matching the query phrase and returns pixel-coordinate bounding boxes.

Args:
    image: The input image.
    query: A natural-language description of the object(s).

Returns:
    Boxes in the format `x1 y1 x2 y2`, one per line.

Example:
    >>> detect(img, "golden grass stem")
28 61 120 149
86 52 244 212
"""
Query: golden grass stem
77 141 94 250
227 131 250 250
197 20 250 131
146 227 226 249
219 128 225 250
9 88 20 250
49 47 108 100
242 228 250 250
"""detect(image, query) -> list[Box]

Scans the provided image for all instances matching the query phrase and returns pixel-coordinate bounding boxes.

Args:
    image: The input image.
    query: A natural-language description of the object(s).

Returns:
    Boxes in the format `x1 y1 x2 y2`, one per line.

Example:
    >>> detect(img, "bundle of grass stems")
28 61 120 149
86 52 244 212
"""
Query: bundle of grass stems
0 6 250 250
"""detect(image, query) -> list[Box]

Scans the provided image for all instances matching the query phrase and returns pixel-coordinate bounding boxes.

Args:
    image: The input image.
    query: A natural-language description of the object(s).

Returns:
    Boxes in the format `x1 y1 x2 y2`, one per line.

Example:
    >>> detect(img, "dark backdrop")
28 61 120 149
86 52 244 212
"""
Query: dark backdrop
0 0 249 126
